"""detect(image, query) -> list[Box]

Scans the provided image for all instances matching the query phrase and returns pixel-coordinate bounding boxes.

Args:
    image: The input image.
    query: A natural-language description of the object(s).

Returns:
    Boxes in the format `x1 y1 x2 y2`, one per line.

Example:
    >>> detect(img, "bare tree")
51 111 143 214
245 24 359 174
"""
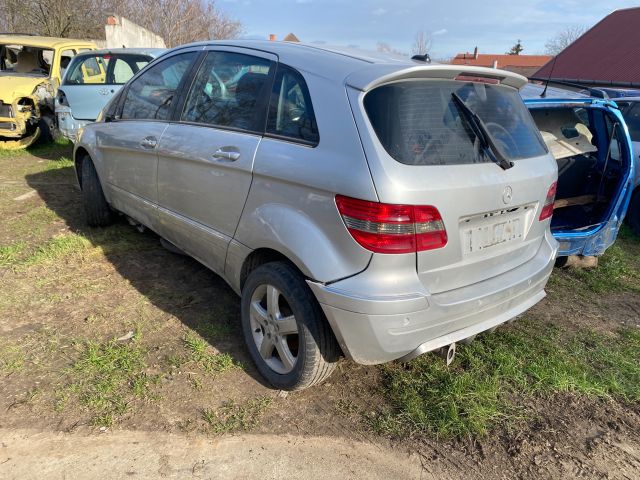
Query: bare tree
0 0 242 46
376 42 405 56
544 25 587 55
411 30 432 56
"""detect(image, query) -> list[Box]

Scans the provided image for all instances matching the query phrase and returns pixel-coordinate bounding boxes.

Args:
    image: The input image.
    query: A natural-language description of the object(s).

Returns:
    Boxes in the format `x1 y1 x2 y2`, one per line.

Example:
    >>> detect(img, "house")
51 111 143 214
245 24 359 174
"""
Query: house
451 47 552 78
268 33 300 42
534 7 640 88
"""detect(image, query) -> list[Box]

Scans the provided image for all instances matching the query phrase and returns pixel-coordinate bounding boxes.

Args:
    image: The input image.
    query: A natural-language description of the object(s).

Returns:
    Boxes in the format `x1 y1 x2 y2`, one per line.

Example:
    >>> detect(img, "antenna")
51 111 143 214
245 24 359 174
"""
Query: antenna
540 54 558 98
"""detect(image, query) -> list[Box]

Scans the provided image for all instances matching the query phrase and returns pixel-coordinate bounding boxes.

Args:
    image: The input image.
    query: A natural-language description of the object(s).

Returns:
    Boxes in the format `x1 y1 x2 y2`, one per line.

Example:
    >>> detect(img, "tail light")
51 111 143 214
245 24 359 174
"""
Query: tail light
335 195 447 254
57 90 69 107
539 182 557 221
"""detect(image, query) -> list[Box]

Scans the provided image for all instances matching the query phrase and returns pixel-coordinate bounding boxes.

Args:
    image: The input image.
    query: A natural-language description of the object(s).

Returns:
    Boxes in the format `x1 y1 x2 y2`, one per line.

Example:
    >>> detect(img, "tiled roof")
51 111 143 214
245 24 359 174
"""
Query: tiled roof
452 53 552 69
534 7 640 86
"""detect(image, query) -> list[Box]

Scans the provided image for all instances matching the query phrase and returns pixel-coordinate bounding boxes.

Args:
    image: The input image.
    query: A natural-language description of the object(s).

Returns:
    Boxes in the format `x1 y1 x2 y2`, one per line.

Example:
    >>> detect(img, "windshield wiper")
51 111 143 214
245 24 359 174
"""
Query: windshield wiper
451 92 513 170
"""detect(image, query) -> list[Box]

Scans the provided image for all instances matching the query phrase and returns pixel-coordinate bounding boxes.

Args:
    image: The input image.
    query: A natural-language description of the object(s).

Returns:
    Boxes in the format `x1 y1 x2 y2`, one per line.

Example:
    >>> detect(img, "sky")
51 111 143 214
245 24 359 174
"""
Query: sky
219 0 640 58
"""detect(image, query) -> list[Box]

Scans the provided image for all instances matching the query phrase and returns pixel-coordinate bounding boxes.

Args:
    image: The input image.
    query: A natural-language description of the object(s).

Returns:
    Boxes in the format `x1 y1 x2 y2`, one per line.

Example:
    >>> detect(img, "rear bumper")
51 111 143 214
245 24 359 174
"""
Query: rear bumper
308 229 558 365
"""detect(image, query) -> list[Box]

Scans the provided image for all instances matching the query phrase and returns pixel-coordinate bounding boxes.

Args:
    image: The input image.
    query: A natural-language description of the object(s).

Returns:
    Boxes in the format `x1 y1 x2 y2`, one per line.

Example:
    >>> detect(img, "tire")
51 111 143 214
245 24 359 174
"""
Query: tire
36 115 55 145
81 155 114 227
241 261 340 390
625 189 640 235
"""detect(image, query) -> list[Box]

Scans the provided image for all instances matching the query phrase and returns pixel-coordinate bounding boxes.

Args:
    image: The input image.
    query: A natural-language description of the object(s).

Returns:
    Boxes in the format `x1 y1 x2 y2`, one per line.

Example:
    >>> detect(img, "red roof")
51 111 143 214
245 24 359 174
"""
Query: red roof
534 7 640 86
452 53 552 69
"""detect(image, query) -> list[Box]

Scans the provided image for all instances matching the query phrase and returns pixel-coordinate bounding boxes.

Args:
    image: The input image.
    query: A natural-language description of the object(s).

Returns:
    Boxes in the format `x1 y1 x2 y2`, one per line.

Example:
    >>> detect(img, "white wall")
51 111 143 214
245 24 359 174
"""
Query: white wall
102 15 166 49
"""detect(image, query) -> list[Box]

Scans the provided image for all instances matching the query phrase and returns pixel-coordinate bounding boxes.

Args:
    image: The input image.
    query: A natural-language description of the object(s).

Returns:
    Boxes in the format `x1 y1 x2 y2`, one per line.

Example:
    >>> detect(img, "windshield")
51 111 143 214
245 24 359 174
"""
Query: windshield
0 44 53 76
63 53 153 86
364 80 548 166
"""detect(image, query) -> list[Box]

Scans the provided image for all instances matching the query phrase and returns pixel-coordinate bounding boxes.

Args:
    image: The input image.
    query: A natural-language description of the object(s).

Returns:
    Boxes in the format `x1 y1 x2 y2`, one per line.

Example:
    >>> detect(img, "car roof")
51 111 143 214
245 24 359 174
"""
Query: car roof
73 47 166 58
166 40 528 90
613 96 640 103
0 35 95 49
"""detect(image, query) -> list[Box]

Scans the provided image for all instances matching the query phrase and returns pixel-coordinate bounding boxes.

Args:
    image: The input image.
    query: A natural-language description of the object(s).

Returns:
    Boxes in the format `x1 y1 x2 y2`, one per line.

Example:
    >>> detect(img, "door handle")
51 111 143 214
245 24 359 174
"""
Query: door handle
212 148 240 161
140 136 157 149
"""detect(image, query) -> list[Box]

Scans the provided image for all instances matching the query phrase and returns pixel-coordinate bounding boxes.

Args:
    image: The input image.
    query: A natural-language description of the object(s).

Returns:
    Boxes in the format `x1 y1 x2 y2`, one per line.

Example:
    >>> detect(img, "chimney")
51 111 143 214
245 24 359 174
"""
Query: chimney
473 46 478 59
492 59 498 69
269 34 277 41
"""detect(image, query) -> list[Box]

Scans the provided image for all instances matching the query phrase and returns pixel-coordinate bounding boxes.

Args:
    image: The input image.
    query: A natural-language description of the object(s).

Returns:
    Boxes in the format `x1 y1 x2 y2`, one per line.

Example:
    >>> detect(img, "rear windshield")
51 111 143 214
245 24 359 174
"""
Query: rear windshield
364 80 547 166
63 54 153 85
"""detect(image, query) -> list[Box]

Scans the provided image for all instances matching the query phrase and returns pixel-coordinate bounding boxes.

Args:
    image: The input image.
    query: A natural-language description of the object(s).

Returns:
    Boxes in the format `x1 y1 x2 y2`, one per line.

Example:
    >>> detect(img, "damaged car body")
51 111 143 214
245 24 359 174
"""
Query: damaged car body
0 35 96 149
521 84 635 258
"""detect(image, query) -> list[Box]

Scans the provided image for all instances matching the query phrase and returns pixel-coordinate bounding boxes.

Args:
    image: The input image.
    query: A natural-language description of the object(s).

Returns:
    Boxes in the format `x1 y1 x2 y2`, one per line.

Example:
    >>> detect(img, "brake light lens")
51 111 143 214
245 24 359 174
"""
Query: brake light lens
539 182 557 221
335 195 447 254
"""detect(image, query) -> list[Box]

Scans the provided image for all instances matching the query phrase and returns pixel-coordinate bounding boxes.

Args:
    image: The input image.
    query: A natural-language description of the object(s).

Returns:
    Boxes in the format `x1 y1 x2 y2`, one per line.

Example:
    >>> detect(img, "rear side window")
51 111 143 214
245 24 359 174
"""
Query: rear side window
121 52 196 121
65 54 154 85
364 80 547 166
266 65 319 145
181 51 272 132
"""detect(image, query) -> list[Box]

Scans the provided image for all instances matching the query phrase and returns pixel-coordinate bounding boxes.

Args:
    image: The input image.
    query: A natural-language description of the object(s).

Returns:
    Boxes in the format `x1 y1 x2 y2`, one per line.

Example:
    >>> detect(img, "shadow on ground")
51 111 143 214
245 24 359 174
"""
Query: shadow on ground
24 155 271 388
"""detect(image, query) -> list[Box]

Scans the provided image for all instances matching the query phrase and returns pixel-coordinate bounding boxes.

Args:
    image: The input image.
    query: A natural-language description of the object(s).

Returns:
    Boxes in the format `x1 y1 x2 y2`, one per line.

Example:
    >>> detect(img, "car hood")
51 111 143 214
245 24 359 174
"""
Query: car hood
0 75 48 103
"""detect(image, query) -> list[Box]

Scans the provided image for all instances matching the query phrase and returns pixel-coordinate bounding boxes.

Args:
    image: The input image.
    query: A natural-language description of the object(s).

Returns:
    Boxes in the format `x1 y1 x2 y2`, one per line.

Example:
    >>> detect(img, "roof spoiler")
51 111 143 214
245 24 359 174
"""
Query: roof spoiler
346 65 528 92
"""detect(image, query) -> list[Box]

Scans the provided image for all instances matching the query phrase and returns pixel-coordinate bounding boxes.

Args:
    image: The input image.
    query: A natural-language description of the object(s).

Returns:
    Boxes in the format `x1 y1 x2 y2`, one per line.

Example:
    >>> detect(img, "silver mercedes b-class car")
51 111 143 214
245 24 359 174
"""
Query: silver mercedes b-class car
74 41 559 390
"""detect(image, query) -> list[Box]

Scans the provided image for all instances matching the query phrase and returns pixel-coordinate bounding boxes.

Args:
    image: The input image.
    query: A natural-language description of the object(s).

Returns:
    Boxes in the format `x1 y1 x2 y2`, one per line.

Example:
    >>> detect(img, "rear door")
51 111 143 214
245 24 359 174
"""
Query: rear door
96 50 199 229
155 47 276 274
351 77 557 294
62 53 155 121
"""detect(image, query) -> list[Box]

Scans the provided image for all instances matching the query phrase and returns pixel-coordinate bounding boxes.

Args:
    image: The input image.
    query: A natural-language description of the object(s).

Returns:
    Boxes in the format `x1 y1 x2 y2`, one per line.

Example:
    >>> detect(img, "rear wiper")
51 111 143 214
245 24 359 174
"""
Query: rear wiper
451 92 513 170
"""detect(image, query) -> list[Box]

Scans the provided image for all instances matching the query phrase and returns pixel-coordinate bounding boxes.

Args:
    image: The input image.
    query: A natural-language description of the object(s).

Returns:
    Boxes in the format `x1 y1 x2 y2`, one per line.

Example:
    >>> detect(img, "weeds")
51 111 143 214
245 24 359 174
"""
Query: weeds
66 338 150 426
0 342 25 373
202 396 273 434
184 331 237 375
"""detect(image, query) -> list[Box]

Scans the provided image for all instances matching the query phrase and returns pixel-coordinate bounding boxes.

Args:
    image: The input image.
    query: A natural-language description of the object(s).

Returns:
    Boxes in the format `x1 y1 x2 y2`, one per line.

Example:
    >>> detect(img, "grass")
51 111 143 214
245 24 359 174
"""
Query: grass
0 242 27 267
63 337 153 426
0 224 153 269
550 228 640 295
0 342 25 373
372 321 640 439
0 137 72 158
202 396 273 434
184 331 237 375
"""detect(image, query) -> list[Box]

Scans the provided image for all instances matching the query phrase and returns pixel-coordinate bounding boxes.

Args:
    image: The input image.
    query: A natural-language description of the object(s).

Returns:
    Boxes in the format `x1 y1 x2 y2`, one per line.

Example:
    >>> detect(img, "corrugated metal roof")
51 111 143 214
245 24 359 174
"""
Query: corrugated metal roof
534 7 640 87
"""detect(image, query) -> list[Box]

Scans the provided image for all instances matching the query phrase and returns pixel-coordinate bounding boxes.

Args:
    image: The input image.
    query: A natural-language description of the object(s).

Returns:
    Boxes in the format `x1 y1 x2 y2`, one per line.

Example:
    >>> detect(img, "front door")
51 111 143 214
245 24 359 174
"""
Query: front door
97 51 198 230
156 48 276 274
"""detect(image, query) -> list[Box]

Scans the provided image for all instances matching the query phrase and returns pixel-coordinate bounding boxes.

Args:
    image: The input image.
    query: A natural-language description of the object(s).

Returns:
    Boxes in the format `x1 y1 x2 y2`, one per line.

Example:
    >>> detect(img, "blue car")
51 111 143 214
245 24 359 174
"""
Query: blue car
521 84 635 257
611 97 640 234
55 48 165 142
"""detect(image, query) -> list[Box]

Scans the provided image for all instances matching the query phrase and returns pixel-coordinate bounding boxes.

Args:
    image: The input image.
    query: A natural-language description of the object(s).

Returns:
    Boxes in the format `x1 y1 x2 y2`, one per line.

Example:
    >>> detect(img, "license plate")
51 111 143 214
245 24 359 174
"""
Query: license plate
462 217 523 254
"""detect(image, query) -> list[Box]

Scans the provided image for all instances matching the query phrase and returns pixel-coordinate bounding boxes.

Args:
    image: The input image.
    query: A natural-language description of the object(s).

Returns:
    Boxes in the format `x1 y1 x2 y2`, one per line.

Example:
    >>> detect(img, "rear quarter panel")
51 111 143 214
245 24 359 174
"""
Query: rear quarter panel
232 71 377 285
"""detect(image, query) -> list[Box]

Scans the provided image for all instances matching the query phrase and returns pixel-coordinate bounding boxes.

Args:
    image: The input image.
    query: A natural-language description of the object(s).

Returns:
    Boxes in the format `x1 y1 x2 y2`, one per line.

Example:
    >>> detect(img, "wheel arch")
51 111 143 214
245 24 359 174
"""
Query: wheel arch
238 247 300 293
74 146 90 189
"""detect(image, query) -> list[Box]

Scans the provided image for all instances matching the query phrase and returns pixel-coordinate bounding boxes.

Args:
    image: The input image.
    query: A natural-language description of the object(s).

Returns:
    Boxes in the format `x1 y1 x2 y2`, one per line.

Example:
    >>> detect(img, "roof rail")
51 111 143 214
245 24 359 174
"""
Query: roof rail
529 77 609 99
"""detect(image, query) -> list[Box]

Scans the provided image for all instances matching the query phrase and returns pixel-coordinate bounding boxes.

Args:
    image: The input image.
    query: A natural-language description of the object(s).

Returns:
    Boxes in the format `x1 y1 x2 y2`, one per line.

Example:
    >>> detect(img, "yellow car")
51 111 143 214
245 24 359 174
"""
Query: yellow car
0 35 96 149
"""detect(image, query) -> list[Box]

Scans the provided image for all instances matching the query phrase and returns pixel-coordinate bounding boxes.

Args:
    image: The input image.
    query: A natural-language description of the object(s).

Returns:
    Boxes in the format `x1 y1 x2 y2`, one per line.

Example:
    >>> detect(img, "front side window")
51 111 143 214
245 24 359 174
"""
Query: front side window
0 44 53 76
621 102 640 142
181 51 272 132
266 65 319 145
121 52 196 121
364 80 547 166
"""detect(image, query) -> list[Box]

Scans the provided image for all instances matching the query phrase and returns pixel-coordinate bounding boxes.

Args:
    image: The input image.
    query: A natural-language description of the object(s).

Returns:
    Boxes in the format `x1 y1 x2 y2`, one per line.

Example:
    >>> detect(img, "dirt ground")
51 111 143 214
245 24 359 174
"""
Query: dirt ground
1 144 639 479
